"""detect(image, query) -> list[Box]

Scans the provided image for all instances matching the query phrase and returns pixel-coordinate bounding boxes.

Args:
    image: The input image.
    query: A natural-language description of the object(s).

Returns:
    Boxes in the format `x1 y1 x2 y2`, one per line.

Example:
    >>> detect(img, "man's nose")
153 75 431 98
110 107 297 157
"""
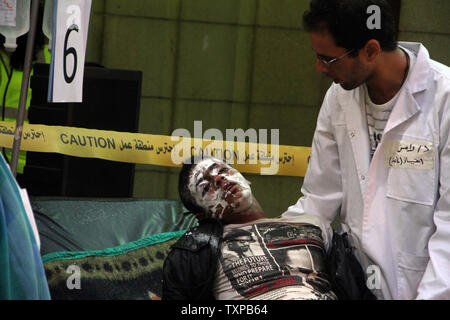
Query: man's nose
315 59 328 74
213 174 225 186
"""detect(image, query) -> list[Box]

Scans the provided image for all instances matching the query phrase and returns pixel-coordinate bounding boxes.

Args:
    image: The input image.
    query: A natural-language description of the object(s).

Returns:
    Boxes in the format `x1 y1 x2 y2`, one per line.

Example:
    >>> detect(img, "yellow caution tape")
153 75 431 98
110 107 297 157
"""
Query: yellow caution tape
0 121 311 177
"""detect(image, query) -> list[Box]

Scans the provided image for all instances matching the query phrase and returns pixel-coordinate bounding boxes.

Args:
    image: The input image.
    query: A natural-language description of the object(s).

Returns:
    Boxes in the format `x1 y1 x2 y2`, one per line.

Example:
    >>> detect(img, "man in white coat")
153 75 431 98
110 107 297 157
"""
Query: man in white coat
283 0 450 299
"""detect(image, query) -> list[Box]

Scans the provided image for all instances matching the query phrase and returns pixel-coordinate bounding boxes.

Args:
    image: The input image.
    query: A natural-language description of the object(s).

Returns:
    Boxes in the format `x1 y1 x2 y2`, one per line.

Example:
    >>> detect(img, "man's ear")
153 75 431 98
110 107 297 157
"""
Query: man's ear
362 39 381 63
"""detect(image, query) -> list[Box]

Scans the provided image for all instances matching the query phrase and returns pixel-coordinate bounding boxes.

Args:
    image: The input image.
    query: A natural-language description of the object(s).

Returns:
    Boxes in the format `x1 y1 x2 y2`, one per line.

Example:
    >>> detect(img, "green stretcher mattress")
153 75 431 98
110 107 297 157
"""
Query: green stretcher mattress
31 197 198 255
42 230 186 300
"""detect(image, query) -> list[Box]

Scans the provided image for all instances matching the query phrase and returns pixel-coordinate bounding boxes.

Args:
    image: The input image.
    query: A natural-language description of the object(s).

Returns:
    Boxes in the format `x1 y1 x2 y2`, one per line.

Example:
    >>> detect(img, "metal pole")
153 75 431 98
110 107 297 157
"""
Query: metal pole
10 0 40 177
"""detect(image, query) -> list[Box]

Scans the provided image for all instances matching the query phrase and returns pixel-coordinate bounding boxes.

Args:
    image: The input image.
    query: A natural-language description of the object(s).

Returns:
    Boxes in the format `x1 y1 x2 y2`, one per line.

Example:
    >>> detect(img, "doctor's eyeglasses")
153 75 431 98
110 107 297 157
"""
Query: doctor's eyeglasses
317 49 355 67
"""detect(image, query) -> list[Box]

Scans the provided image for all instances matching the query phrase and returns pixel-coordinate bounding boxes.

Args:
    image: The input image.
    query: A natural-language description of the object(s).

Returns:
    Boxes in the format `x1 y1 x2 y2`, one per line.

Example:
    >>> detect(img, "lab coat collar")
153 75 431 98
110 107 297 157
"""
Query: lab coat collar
398 42 430 94
384 42 431 133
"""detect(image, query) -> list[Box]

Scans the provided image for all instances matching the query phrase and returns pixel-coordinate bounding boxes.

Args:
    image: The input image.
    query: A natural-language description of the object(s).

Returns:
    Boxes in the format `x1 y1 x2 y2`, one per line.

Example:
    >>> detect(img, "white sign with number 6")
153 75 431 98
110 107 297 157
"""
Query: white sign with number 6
48 0 92 103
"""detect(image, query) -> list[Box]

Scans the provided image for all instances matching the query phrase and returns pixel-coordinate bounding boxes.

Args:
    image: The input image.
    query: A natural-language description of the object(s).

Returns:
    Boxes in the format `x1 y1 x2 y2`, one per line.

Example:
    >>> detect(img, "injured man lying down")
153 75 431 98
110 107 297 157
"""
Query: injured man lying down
162 156 336 300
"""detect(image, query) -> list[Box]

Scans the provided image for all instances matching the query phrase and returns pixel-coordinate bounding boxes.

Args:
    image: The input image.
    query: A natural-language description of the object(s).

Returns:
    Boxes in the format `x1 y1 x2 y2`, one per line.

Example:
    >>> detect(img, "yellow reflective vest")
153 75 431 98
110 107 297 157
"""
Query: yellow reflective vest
0 46 51 173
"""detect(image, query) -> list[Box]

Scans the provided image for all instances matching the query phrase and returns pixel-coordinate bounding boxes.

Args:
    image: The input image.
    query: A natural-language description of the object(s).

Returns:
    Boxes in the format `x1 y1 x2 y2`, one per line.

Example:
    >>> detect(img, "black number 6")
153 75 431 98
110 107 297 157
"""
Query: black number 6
63 24 79 83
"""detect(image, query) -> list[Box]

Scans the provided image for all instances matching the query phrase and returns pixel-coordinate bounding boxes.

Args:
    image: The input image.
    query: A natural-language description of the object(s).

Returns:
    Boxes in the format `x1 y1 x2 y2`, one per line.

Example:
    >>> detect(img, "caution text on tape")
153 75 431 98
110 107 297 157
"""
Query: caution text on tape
0 121 311 177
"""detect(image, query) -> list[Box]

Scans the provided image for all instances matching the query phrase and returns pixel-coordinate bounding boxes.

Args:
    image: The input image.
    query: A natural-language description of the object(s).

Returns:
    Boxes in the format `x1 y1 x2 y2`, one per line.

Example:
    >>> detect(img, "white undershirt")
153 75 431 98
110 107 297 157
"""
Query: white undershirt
365 47 416 160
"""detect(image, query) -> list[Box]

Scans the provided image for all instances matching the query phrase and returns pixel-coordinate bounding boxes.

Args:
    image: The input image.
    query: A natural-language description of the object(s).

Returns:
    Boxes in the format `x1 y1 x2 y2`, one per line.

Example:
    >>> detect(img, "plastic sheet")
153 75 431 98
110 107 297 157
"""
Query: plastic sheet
0 154 50 299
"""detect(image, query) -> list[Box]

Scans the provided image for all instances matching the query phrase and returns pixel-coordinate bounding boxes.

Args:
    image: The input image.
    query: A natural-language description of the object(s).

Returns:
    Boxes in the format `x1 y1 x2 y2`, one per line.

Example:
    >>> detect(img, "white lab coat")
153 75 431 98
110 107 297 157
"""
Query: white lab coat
283 42 450 299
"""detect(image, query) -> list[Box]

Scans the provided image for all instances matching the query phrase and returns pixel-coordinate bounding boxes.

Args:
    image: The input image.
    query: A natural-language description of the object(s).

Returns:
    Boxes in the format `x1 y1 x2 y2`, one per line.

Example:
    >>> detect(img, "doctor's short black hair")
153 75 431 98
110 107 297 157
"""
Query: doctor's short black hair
303 0 398 56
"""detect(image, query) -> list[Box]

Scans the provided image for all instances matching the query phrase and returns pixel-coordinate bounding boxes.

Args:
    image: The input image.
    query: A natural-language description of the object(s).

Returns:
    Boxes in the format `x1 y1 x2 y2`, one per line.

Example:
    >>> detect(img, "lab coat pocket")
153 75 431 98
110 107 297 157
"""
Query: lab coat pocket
386 167 435 206
397 251 429 300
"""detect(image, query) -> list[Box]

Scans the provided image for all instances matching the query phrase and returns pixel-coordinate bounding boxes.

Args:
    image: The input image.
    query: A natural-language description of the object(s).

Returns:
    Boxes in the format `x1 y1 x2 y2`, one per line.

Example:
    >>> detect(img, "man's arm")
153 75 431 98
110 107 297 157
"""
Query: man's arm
416 90 450 299
162 247 191 300
162 219 223 300
162 235 216 300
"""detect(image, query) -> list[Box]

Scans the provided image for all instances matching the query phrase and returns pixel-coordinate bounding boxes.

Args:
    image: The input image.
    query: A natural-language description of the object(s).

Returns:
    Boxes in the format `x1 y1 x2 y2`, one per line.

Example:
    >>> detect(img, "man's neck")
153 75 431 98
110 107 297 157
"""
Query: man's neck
223 198 266 225
366 47 409 104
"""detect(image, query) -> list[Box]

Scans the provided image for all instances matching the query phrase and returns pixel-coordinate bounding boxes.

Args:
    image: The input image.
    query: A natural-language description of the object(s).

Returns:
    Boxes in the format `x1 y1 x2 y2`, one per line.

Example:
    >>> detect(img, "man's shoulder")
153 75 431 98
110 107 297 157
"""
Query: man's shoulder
429 59 450 83
405 41 450 85
172 218 223 251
